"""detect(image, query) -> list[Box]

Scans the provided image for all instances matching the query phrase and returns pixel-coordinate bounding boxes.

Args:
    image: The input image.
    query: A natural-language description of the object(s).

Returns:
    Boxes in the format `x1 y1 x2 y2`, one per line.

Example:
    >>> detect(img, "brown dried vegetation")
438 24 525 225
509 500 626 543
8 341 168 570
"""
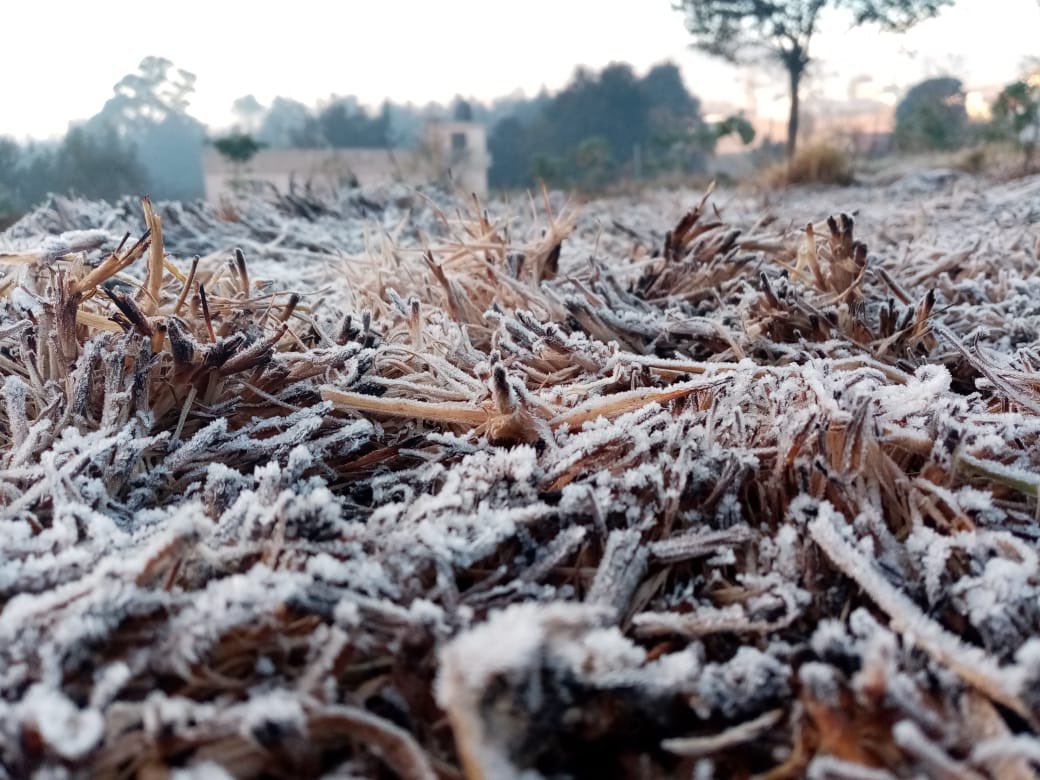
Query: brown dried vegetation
2 180 1040 779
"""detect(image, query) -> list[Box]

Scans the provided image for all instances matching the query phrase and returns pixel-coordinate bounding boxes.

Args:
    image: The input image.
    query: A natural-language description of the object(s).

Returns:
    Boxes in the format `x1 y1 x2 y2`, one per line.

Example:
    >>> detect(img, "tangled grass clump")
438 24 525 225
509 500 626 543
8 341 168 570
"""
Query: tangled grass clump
767 143 856 187
2 179 1040 778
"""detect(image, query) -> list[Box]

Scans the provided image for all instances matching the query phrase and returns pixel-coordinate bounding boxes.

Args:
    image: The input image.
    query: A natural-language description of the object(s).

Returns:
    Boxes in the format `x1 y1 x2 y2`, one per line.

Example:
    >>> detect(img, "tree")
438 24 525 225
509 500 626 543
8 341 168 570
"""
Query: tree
540 62 651 177
257 97 317 147
453 98 474 122
639 62 700 119
231 95 265 134
575 136 613 189
640 63 706 175
316 97 391 148
8 143 56 211
86 56 206 199
488 116 531 188
0 138 20 222
487 60 706 189
674 0 952 158
529 153 562 186
992 75 1040 169
51 125 149 201
894 77 967 152
212 133 264 164
0 125 148 219
0 137 20 184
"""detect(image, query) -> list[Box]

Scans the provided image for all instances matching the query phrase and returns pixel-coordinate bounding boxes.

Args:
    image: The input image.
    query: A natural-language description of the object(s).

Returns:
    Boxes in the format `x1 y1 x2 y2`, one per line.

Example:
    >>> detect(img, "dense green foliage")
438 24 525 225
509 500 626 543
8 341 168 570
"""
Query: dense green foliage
487 62 714 189
0 126 147 225
212 133 265 164
255 96 393 149
894 77 967 151
992 76 1040 166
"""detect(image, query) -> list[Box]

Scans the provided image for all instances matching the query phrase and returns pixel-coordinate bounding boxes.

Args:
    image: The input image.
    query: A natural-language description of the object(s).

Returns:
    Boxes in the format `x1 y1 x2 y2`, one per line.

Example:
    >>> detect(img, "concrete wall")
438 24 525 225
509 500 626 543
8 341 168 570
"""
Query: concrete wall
203 121 489 202
419 121 490 197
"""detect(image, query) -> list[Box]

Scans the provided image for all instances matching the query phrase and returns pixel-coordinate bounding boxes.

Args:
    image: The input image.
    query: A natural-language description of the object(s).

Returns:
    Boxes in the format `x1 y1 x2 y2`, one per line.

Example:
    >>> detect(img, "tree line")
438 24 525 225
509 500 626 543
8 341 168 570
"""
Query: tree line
0 56 749 223
486 62 755 189
223 61 756 191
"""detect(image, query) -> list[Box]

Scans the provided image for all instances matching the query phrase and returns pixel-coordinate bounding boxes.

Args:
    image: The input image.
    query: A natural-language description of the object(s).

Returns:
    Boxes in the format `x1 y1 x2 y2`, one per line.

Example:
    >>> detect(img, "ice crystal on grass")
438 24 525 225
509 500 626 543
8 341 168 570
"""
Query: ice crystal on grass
3 176 1040 776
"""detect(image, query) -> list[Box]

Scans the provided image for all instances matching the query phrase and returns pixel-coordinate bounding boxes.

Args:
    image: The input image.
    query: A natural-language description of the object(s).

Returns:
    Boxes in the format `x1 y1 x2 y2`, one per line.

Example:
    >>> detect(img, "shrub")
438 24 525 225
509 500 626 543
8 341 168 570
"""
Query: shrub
895 77 967 152
768 143 854 186
991 76 1040 170
212 132 264 164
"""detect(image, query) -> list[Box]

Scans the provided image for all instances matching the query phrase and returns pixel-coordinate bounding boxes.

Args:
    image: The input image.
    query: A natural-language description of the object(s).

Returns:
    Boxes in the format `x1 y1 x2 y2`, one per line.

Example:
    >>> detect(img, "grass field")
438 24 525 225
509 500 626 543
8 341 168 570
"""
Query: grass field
2 170 1040 778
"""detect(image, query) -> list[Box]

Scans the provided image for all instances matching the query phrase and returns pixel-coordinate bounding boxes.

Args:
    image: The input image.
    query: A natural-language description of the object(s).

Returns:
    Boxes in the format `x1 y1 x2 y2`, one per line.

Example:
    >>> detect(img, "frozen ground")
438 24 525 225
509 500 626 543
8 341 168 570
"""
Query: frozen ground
2 172 1040 778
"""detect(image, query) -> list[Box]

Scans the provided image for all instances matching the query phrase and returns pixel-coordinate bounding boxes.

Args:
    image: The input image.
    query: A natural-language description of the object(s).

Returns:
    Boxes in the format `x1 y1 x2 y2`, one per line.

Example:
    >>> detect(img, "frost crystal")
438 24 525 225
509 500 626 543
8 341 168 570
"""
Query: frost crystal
3 176 1040 777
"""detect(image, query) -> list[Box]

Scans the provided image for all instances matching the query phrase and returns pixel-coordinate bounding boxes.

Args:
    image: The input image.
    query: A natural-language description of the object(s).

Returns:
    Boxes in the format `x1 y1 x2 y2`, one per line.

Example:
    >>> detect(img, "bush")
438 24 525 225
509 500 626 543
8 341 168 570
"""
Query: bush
895 77 967 152
768 144 854 186
991 76 1040 170
212 133 264 164
955 147 988 174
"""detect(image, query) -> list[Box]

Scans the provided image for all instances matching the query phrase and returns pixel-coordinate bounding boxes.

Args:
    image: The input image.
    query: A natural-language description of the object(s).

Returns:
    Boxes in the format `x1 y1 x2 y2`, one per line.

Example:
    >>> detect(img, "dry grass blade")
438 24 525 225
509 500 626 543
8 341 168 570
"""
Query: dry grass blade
3 175 1040 779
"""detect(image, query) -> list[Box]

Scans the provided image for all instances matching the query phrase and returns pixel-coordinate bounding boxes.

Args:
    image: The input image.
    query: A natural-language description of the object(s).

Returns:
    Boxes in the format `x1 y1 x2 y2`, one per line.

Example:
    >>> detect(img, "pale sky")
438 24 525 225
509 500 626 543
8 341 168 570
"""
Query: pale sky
2 0 1038 140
